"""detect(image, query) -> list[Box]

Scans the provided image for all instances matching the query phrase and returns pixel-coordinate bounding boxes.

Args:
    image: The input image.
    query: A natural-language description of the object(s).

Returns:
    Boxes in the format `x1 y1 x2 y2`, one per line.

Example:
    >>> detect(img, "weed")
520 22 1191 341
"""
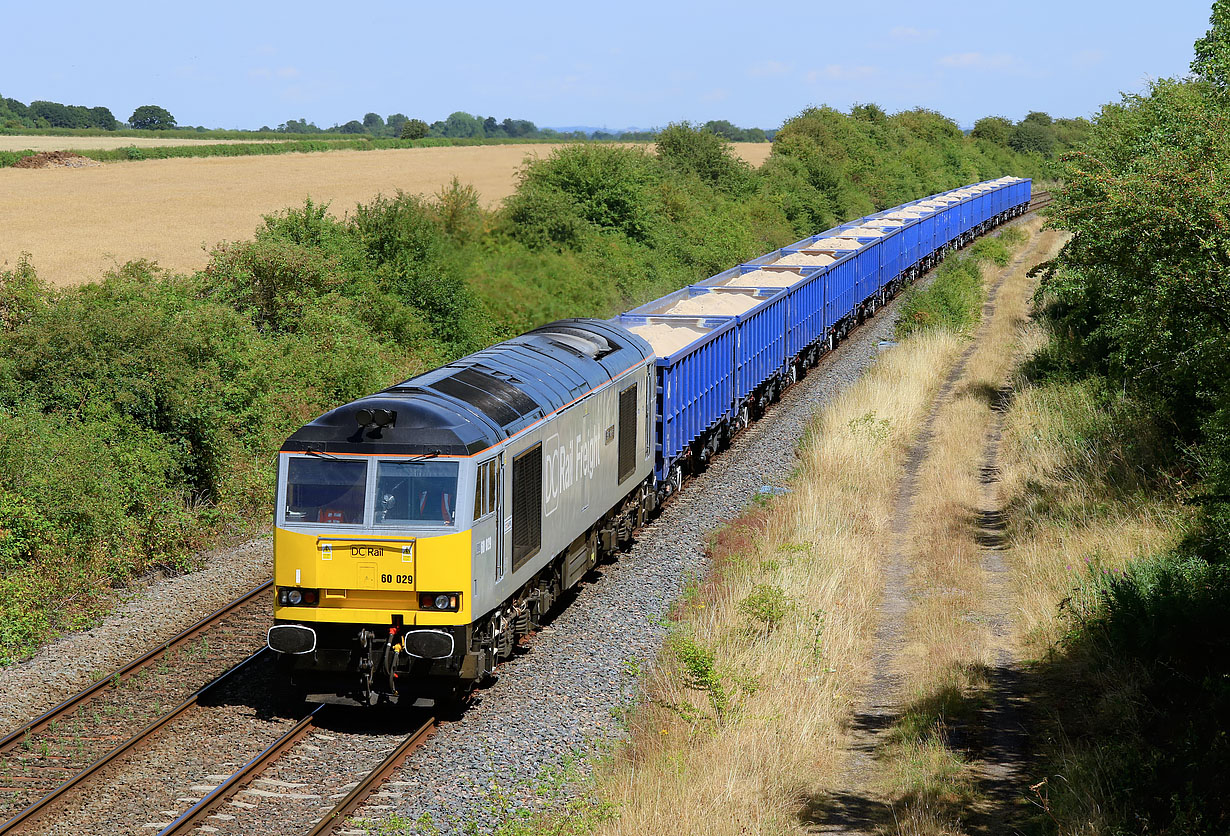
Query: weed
848 411 892 443
737 584 791 631
670 634 728 722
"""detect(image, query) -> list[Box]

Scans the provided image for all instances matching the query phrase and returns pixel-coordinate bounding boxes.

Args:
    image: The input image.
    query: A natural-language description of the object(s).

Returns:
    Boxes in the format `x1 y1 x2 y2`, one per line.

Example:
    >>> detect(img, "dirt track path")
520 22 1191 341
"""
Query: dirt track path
817 223 1056 834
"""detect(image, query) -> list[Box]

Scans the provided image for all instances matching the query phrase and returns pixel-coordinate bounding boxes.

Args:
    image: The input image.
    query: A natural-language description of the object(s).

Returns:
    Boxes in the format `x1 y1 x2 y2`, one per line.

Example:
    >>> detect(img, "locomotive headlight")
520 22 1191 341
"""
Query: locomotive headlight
418 593 460 611
288 589 303 605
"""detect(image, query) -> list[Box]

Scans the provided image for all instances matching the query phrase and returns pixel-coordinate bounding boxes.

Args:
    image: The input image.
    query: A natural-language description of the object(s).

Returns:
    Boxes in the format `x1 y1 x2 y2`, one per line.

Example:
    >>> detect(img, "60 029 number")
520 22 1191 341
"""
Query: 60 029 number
381 573 413 584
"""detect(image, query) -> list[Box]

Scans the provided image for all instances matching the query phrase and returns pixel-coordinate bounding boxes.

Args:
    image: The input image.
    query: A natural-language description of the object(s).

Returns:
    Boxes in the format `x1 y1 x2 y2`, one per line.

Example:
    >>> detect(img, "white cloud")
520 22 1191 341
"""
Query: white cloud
890 26 938 41
748 60 791 78
1073 49 1105 69
807 64 879 82
701 88 729 102
938 52 1014 70
276 66 301 79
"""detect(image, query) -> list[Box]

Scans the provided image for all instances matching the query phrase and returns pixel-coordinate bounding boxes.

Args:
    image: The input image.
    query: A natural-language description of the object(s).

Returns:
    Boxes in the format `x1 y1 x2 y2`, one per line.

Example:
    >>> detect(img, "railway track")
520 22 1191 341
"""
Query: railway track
1027 190 1052 213
155 710 436 836
0 581 272 834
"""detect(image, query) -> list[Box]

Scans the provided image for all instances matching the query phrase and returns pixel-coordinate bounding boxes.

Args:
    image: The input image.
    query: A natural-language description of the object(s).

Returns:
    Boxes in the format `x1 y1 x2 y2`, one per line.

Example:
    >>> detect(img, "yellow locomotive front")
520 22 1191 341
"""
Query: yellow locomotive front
275 453 472 628
267 395 503 705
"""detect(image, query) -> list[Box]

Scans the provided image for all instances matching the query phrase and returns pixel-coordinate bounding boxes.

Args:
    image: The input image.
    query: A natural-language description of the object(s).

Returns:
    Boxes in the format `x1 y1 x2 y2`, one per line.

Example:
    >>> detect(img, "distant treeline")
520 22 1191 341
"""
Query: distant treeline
270 112 775 142
0 95 120 131
0 95 774 142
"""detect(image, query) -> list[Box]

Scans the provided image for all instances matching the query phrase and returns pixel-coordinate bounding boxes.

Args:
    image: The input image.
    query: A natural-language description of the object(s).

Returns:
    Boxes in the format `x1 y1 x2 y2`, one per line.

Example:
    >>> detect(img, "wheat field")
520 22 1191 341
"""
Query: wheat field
1 143 773 286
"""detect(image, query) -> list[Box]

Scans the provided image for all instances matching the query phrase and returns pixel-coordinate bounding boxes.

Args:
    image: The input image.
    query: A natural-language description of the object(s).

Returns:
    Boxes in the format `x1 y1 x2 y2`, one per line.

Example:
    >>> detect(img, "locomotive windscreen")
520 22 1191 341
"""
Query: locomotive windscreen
375 461 460 526
285 457 367 525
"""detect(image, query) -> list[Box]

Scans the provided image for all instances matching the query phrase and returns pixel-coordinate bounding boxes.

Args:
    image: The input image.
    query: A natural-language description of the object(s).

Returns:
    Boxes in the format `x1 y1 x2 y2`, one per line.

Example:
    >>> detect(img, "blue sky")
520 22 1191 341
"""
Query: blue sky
1 1 1214 130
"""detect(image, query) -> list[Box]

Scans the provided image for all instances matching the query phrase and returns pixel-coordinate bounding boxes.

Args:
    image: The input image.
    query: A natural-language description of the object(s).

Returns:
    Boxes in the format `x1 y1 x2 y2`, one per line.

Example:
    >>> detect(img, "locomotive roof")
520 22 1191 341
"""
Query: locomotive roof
281 319 654 456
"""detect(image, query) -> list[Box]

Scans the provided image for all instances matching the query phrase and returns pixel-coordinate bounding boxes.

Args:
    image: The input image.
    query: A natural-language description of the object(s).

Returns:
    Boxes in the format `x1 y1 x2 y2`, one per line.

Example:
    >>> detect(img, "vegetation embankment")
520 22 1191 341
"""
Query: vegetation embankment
0 107 1044 664
995 7 1230 832
463 225 1037 836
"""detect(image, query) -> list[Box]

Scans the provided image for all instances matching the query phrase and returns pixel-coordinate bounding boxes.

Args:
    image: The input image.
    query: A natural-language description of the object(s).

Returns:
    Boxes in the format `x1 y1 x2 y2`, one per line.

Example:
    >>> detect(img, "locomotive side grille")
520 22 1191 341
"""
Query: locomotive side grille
618 383 638 484
511 443 542 572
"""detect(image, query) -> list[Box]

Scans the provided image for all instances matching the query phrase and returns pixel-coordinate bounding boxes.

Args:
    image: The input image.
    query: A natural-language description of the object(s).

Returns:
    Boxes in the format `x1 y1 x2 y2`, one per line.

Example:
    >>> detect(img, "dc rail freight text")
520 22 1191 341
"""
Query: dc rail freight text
267 177 1032 706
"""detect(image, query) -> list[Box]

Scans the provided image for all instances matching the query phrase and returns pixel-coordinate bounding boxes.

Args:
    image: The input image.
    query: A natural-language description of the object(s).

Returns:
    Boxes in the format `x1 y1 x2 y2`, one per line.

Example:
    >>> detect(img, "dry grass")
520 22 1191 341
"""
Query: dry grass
0 142 773 287
901 220 1057 683
583 330 970 836
998 356 1191 655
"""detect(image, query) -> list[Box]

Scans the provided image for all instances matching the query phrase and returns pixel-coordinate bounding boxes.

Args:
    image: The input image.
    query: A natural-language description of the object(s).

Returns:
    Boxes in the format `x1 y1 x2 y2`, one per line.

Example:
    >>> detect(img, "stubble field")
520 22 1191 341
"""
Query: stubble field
1 142 773 286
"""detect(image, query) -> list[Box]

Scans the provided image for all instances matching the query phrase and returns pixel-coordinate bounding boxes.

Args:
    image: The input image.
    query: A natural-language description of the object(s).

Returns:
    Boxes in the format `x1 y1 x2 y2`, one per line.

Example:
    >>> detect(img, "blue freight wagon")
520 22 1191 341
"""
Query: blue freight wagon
617 286 789 480
698 264 829 362
611 314 736 482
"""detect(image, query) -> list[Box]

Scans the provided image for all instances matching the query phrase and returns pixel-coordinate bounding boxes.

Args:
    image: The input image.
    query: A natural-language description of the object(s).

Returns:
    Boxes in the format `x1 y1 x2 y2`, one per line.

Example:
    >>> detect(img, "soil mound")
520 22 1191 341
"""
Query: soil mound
12 151 101 170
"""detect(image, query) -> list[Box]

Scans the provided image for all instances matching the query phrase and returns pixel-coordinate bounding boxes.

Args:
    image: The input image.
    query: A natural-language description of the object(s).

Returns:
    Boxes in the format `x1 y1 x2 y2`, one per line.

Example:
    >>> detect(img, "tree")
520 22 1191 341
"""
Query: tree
88 106 118 130
363 112 385 134
971 116 1013 146
280 118 320 134
338 120 366 134
30 101 79 128
482 116 498 135
1022 110 1054 126
443 111 483 138
656 121 753 193
129 105 176 130
1008 121 1056 155
851 103 888 123
400 119 429 140
501 118 537 138
1193 0 1230 89
702 119 743 140
386 113 408 137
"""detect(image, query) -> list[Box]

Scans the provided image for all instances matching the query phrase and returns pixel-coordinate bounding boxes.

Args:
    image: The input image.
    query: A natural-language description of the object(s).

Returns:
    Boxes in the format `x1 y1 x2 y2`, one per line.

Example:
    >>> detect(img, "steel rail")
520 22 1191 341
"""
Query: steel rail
158 703 327 836
304 717 437 836
0 579 274 755
0 649 271 836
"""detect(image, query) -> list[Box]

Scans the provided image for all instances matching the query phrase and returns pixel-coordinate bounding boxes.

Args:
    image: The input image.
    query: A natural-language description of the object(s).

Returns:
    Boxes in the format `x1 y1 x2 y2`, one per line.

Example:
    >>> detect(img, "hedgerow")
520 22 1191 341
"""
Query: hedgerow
0 112 1043 662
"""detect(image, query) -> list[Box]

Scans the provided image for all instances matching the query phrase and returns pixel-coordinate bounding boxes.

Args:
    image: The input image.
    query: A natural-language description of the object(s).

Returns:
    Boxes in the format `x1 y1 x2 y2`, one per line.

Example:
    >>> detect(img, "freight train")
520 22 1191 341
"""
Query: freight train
266 177 1032 705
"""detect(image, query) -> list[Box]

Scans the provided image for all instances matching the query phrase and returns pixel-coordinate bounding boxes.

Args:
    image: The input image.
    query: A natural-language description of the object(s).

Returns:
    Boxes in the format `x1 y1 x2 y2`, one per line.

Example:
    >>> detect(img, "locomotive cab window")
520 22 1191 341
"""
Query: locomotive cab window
375 460 459 527
285 457 367 525
473 458 498 521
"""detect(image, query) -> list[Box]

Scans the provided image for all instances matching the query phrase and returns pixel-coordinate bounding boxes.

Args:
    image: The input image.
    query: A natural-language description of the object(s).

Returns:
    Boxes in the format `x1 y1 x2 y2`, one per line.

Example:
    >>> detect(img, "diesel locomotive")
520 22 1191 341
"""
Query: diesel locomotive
267 320 660 704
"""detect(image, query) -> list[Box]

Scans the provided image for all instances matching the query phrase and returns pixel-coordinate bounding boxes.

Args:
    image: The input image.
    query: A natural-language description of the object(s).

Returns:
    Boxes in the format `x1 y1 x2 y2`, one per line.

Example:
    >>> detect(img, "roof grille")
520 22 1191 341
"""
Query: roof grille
428 367 540 427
